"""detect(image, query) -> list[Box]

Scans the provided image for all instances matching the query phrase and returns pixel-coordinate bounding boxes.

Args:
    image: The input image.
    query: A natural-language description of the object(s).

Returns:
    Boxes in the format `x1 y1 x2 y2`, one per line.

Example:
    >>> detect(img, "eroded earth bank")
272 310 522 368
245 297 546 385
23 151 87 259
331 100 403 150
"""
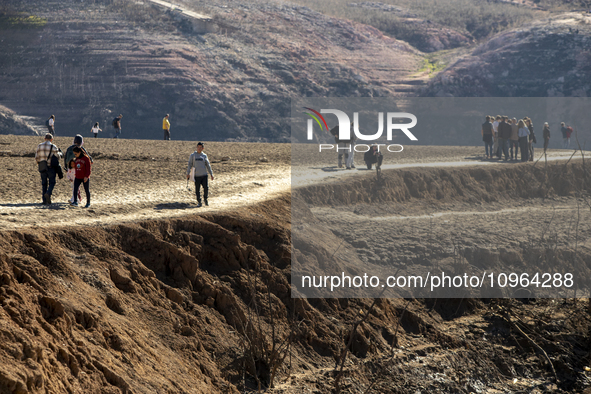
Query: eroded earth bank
1 138 591 393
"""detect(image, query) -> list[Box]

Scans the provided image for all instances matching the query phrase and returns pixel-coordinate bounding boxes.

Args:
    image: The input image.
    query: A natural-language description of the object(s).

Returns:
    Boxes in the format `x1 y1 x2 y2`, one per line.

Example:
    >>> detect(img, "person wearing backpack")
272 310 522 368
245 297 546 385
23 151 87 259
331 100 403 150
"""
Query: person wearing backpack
46 115 55 135
561 122 569 149
113 114 122 139
35 133 63 205
64 134 93 169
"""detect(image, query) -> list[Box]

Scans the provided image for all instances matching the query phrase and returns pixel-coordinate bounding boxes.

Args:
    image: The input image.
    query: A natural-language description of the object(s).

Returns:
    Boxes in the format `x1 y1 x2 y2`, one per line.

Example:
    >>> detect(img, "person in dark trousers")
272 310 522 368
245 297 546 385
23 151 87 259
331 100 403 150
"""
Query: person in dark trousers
71 147 92 208
163 114 171 140
526 117 536 161
509 118 519 160
481 116 494 159
492 115 501 158
330 123 356 169
497 116 511 161
543 122 551 154
64 134 93 169
364 144 383 169
47 115 55 135
113 114 122 138
517 119 530 162
35 133 63 205
186 142 214 207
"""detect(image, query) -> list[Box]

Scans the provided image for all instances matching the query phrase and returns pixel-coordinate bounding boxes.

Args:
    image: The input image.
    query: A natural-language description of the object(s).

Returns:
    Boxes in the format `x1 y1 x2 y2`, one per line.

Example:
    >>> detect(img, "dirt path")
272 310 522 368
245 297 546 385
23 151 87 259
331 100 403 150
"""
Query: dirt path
1 136 588 229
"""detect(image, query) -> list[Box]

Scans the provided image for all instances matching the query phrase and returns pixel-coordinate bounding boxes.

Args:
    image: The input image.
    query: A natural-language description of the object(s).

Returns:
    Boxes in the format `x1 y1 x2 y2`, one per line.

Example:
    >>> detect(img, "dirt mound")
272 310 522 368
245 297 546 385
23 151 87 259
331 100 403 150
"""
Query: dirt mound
295 161 591 207
424 13 591 98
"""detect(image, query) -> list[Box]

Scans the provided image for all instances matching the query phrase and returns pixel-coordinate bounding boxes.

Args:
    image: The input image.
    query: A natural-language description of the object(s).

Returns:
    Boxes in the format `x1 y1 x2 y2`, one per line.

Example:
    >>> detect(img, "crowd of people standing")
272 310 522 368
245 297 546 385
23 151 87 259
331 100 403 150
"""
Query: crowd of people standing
482 115 573 162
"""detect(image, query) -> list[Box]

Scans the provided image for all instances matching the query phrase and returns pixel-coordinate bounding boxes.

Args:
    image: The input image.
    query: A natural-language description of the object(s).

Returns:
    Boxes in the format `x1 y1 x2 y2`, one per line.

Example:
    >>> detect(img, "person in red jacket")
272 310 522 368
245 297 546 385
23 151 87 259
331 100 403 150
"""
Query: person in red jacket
71 146 92 208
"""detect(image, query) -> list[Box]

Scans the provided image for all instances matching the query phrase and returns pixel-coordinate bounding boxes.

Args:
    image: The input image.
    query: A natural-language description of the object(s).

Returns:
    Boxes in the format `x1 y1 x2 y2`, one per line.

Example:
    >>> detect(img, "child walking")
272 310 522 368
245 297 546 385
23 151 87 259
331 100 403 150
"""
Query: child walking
71 147 92 208
66 159 82 204
91 122 102 138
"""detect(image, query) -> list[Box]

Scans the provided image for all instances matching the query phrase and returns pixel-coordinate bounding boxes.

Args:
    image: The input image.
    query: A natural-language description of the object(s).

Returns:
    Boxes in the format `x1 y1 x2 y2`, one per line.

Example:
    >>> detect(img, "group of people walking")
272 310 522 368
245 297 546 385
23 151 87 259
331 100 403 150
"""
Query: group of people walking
481 115 572 162
34 130 213 208
46 113 175 140
34 134 93 207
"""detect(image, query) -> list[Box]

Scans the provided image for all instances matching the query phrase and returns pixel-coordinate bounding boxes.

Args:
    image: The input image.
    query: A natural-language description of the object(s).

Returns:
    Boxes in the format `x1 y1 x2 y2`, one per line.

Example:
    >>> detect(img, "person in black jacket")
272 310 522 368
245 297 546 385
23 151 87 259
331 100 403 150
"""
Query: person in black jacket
364 144 383 170
113 114 122 139
481 116 494 159
497 116 511 161
526 117 536 161
543 122 551 153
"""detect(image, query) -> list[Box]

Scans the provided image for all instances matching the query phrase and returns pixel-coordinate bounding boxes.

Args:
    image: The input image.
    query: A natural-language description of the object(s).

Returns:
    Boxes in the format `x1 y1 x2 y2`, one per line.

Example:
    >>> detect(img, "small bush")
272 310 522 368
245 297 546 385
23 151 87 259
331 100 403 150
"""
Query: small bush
0 13 46 29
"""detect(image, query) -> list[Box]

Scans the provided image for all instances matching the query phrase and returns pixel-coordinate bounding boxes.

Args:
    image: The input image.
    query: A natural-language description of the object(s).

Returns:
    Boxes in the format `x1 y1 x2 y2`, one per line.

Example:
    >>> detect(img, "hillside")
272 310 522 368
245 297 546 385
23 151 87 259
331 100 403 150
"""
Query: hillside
423 12 591 98
0 0 422 141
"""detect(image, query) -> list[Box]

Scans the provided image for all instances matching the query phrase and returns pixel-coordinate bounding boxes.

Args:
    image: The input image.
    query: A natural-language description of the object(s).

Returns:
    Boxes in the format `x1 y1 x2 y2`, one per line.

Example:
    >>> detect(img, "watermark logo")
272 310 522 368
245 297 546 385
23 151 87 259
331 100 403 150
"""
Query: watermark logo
303 108 418 142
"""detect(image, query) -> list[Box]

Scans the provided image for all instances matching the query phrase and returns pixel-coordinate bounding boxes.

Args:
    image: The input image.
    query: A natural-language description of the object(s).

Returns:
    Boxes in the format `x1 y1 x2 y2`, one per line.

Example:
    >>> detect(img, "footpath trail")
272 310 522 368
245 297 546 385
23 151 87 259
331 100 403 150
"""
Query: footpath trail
0 135 588 229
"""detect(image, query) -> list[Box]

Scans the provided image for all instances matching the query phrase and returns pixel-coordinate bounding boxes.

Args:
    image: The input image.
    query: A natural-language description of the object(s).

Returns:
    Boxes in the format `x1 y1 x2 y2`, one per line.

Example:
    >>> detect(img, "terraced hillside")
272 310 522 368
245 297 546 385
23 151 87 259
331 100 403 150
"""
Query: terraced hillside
0 0 423 141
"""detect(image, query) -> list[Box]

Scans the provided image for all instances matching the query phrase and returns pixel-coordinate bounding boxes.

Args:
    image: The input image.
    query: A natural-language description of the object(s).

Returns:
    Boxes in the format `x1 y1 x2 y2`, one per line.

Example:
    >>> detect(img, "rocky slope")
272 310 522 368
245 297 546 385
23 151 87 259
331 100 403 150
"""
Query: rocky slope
0 106 39 136
0 0 422 141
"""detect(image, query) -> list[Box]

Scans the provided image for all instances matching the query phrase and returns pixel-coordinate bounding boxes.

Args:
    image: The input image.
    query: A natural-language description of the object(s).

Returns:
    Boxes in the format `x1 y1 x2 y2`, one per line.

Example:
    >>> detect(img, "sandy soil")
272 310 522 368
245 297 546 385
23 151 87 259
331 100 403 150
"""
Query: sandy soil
0 135 291 229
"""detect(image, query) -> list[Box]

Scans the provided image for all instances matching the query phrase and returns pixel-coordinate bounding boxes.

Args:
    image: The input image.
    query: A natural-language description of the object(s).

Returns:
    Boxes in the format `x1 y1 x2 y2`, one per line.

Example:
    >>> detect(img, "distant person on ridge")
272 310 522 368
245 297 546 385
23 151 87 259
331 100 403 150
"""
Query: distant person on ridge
542 122 550 154
330 122 356 169
497 116 511 161
561 123 573 149
517 119 530 162
492 115 501 158
509 118 519 160
163 114 171 140
35 133 63 205
481 116 494 159
113 114 122 139
364 144 383 170
186 142 214 207
526 117 536 161
46 115 55 135
91 122 102 138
